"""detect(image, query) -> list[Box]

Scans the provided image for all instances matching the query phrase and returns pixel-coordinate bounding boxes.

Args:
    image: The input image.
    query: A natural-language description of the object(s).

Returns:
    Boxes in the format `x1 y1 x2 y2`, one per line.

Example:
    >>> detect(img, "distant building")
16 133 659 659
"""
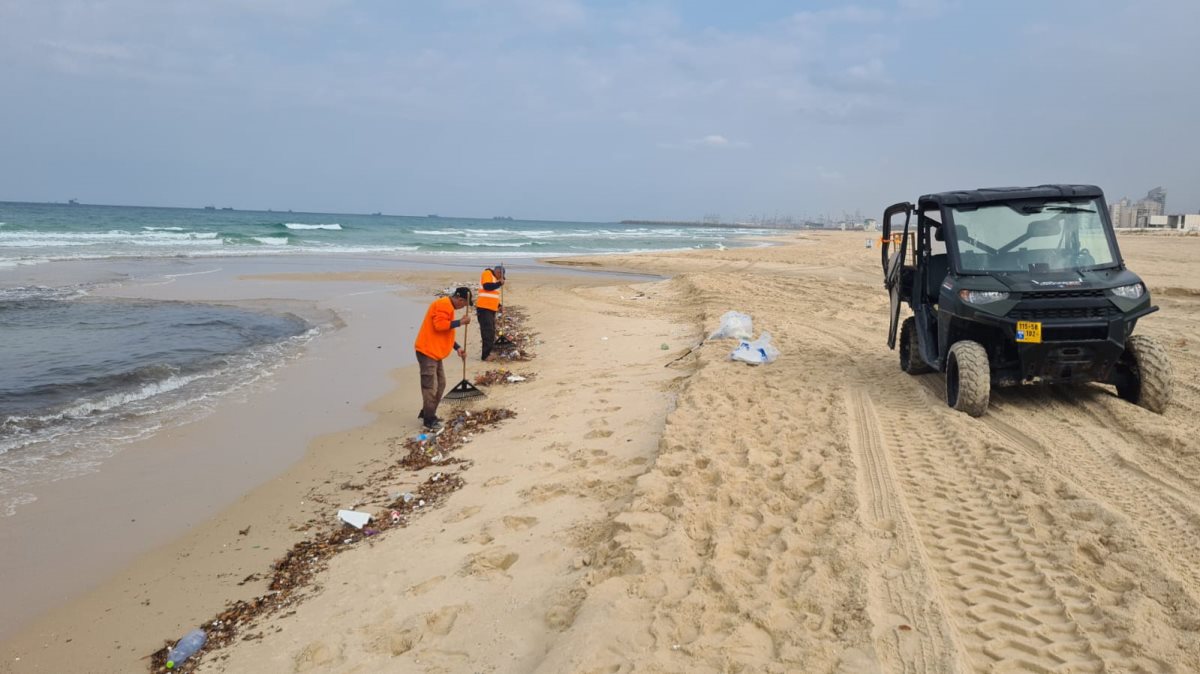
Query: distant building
1109 197 1135 228
1109 187 1167 228
1147 214 1200 230
1146 186 1167 212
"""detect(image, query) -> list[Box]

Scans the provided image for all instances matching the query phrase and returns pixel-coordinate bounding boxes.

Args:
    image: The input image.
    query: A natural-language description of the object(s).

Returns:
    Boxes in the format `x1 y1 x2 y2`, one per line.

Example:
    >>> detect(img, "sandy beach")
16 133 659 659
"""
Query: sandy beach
4 233 1200 673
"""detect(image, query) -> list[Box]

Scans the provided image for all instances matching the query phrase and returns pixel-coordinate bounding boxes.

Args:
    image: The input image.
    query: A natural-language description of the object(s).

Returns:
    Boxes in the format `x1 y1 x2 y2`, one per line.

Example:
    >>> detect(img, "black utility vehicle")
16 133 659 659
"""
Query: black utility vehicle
881 184 1171 417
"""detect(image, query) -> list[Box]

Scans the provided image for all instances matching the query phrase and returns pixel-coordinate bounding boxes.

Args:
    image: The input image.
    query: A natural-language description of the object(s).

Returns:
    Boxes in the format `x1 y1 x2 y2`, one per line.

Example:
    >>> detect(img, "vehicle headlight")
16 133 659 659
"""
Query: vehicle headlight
1111 283 1145 300
959 290 1009 304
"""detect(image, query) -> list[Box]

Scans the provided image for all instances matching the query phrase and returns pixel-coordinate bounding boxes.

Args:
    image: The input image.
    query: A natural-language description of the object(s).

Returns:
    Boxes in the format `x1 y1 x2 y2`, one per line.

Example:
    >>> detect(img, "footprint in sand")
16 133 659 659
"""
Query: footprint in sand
405 575 445 597
585 429 613 439
293 640 343 672
502 515 538 531
460 547 520 576
544 587 587 631
483 476 511 488
457 529 494 546
444 505 482 523
364 604 467 658
521 483 568 503
424 604 468 636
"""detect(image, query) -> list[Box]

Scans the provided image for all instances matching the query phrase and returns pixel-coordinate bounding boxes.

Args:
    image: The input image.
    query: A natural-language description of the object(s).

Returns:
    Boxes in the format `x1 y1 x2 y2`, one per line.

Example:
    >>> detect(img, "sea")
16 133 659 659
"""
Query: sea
0 201 769 515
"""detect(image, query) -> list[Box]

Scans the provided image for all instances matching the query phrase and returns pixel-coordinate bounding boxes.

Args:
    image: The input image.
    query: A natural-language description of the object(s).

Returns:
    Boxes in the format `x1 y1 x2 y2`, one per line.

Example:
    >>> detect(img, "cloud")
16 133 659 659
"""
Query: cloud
658 134 749 150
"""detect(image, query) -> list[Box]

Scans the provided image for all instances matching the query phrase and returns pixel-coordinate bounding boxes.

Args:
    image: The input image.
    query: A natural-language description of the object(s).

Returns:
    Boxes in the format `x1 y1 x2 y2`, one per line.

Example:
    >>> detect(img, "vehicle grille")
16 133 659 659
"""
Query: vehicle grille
1009 305 1122 320
1021 289 1106 299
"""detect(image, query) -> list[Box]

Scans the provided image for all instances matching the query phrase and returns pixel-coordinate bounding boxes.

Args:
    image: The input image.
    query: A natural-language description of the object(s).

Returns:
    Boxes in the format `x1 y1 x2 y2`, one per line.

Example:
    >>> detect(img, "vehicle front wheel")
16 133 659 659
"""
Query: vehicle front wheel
899 317 934 375
1115 334 1172 413
946 340 990 417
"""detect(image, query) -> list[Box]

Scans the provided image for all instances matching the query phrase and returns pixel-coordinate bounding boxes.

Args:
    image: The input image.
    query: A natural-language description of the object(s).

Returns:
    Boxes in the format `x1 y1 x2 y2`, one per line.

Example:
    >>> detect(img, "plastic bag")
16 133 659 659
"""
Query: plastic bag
708 311 754 340
730 331 780 365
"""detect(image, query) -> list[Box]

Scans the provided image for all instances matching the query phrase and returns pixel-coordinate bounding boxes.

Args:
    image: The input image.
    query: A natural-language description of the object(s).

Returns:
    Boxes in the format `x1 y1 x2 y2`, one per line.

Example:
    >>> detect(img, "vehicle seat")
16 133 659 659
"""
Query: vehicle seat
926 253 949 300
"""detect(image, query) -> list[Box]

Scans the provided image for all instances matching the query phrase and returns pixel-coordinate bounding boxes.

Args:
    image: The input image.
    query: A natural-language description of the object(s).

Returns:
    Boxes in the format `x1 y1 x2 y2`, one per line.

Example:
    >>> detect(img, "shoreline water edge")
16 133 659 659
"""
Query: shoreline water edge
4 232 1200 673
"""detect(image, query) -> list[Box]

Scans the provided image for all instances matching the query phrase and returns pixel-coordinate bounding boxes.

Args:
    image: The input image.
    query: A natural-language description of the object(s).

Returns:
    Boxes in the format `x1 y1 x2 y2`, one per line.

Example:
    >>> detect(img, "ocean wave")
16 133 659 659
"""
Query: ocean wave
252 236 290 246
284 223 342 230
142 226 185 231
412 229 463 235
1 370 211 440
0 230 222 247
453 241 541 248
0 324 321 474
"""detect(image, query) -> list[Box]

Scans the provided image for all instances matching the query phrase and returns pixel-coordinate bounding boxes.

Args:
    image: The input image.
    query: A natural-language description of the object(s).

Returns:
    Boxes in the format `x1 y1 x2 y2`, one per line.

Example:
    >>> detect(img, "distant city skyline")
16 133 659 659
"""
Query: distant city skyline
1 1 1198 221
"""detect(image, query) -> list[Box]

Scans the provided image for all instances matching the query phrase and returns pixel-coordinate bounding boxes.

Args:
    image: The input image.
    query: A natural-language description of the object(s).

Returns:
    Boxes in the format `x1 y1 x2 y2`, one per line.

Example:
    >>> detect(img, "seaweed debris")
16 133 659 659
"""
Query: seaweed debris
147 407 516 672
492 306 537 362
473 369 535 386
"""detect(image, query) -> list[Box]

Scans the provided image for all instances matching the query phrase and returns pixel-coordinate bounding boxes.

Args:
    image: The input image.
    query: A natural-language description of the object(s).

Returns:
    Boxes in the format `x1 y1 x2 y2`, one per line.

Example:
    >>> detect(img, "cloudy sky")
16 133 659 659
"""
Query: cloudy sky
1 0 1197 221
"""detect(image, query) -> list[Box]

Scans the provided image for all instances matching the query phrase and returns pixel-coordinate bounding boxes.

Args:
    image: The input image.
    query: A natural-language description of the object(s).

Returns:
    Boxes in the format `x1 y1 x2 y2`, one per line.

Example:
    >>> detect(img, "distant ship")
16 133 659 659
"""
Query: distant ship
371 212 382 216
492 216 514 221
203 205 216 210
221 207 234 211
67 198 79 205
427 214 440 218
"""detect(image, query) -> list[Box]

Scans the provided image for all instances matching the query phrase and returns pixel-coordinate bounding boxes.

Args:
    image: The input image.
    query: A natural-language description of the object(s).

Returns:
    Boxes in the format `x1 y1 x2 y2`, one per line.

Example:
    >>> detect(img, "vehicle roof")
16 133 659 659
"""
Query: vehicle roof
918 184 1103 206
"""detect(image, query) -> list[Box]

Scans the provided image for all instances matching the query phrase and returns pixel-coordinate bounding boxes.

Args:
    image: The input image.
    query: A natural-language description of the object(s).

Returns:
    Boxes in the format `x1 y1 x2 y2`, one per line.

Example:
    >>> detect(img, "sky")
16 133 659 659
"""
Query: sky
1 0 1197 222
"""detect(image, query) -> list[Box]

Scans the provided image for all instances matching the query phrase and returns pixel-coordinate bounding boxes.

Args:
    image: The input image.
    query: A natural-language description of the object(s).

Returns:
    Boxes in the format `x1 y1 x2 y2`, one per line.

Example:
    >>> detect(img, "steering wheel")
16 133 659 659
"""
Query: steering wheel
1076 248 1095 267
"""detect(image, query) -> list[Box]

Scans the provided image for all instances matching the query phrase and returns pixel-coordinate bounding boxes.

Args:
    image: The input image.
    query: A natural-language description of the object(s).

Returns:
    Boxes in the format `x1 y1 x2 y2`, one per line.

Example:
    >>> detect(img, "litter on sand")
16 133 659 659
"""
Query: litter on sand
708 311 754 340
337 510 372 529
730 331 781 365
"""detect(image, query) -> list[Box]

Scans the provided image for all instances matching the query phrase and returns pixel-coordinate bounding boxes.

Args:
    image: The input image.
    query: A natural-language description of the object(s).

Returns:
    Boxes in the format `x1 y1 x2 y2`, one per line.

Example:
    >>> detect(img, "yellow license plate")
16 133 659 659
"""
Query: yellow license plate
1016 321 1042 343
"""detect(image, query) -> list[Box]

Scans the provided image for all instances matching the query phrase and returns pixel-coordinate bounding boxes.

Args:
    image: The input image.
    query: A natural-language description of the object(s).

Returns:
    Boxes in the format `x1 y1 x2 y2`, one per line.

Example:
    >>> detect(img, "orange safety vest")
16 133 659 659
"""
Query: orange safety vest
477 268 501 312
414 297 458 360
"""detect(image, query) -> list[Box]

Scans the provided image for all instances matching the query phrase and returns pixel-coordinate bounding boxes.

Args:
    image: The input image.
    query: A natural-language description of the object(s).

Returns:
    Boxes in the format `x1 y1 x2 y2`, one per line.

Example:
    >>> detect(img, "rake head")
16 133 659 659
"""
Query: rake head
444 378 486 400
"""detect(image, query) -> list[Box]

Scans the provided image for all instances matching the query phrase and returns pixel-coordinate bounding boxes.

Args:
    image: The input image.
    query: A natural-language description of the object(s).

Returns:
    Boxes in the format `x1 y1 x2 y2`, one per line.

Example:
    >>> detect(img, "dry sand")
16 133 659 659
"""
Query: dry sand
6 233 1200 673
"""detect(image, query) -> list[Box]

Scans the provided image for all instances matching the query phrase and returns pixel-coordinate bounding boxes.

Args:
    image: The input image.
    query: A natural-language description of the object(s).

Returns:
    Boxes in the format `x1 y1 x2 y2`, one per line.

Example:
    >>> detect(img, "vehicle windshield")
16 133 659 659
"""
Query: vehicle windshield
949 198 1116 273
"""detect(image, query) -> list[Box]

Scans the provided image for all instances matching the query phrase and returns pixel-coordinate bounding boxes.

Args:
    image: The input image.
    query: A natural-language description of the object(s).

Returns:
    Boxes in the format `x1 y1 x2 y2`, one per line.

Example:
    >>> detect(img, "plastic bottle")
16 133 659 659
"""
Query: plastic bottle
165 628 207 669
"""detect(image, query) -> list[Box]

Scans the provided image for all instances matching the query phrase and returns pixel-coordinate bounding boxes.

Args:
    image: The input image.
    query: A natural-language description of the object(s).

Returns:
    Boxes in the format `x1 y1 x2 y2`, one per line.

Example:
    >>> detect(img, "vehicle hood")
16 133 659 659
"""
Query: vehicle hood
988 267 1142 293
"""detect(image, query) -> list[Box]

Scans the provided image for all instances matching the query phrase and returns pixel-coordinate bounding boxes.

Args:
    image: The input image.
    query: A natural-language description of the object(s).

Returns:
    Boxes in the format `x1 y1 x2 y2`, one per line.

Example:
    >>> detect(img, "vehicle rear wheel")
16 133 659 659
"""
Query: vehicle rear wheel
899 317 934 375
1115 334 1172 413
946 340 990 417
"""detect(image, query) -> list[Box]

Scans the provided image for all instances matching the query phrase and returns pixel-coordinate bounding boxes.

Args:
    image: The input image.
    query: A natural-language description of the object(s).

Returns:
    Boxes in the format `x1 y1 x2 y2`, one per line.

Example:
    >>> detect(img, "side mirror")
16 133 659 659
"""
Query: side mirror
1027 219 1061 238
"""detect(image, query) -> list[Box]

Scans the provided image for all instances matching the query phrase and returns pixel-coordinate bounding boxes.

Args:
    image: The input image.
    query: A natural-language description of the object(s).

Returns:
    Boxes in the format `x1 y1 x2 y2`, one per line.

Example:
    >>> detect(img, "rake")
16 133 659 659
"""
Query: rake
494 276 516 347
444 305 486 400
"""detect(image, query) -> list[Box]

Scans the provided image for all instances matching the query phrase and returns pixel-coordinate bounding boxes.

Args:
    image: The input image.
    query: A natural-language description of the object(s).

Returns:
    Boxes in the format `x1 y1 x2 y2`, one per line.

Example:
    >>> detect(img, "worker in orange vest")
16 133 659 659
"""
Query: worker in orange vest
476 264 505 361
414 287 471 429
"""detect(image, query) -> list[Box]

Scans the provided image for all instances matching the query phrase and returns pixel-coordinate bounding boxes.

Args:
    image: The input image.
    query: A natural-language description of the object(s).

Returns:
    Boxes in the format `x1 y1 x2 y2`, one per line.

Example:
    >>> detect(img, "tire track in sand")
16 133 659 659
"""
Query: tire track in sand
871 389 1130 672
846 388 968 673
986 399 1200 597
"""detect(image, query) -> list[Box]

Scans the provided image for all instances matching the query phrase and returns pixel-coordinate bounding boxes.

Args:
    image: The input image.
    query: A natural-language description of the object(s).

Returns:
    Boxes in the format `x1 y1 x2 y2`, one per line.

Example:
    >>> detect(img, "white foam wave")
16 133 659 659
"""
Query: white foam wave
0 372 212 453
0 230 221 247
412 229 463 235
252 236 289 246
285 223 342 230
142 226 185 231
456 241 534 247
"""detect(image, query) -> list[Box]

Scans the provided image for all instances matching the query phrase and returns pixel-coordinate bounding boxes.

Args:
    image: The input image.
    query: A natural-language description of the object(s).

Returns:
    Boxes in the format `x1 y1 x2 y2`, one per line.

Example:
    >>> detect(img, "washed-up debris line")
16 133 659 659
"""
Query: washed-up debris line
473 369 535 386
398 408 517 471
148 407 517 672
492 306 537 362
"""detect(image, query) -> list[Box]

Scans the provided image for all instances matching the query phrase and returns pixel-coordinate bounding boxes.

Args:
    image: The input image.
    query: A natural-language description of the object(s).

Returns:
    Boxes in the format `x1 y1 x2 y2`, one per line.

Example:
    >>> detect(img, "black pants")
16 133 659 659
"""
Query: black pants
477 308 497 360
